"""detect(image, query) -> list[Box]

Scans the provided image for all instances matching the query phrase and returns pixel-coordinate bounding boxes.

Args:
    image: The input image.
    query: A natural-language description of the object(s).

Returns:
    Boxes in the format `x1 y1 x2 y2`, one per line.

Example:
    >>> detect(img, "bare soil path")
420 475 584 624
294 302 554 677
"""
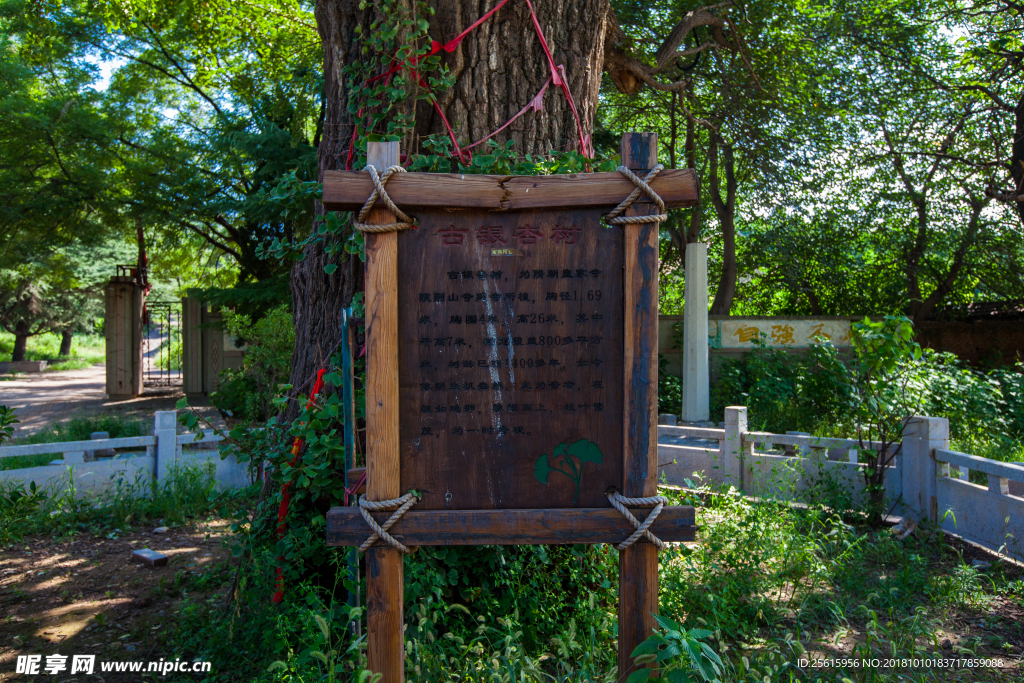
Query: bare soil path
0 520 234 682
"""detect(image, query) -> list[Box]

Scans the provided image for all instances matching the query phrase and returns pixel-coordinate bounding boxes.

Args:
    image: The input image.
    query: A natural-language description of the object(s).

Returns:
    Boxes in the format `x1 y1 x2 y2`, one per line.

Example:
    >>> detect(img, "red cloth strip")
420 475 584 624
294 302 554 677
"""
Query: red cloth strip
272 368 327 604
343 0 592 169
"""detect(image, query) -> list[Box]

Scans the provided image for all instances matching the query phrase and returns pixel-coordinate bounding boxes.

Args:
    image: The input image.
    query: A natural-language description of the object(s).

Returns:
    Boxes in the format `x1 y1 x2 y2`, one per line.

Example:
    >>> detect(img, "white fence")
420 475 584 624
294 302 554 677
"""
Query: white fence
0 411 252 495
659 407 1024 562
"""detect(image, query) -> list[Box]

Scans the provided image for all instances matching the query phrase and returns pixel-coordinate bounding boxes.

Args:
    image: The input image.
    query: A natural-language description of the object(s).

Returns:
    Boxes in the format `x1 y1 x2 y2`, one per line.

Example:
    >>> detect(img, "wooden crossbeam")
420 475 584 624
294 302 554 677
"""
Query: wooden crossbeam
322 168 699 212
326 506 696 547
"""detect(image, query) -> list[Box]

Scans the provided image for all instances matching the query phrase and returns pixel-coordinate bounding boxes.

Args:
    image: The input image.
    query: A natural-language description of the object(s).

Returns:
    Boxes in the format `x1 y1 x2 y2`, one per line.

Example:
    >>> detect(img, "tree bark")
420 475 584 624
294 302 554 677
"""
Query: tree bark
414 0 612 155
12 320 29 362
292 0 615 410
59 330 73 358
708 135 736 315
1012 92 1023 224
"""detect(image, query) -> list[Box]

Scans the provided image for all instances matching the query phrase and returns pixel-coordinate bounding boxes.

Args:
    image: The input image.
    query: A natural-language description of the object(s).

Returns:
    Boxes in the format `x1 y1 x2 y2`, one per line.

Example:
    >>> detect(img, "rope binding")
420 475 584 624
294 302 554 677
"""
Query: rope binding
358 491 421 553
606 491 670 550
351 165 417 234
605 164 669 226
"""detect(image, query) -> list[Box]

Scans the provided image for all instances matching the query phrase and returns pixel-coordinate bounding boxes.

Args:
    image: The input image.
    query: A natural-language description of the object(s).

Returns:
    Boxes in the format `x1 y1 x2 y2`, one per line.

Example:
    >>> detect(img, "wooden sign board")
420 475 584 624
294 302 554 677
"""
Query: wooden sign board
399 208 623 510
325 133 699 682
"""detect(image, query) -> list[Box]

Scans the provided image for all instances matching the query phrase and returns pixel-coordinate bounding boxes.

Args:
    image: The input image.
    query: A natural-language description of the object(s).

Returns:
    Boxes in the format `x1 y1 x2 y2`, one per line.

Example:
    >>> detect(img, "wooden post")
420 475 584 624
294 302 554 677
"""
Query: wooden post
619 132 661 680
364 141 404 682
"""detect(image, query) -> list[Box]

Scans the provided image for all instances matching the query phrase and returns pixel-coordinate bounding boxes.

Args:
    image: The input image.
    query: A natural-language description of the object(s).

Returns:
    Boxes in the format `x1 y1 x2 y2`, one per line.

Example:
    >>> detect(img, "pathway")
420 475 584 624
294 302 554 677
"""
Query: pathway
0 365 221 438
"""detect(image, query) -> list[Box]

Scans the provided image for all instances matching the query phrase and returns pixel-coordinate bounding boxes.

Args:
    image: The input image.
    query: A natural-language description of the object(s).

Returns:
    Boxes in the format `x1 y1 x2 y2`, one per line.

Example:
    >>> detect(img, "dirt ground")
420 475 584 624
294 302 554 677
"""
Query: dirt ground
0 520 234 682
797 535 1024 681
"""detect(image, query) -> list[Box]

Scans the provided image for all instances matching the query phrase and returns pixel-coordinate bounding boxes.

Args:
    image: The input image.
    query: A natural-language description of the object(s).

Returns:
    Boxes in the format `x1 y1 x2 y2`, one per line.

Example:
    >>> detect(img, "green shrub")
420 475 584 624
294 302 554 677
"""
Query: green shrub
211 304 294 421
710 337 855 434
708 324 1024 450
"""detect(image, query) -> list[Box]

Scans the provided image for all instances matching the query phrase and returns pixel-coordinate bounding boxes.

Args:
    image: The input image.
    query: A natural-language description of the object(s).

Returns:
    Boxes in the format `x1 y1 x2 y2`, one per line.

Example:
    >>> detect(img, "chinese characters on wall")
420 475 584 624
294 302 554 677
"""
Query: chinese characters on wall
710 319 853 349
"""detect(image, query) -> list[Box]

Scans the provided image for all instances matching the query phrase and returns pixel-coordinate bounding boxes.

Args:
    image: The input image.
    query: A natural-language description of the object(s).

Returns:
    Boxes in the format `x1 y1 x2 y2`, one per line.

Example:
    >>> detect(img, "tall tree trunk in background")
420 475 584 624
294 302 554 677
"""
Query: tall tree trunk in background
289 0 614 408
664 108 703 269
59 330 73 358
708 135 736 315
12 320 29 362
684 110 702 245
1012 92 1023 224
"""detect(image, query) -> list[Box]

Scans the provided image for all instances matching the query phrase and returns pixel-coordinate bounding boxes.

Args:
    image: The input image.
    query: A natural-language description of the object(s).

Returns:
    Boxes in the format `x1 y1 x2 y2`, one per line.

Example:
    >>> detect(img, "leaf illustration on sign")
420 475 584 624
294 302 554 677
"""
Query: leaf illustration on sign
533 439 603 503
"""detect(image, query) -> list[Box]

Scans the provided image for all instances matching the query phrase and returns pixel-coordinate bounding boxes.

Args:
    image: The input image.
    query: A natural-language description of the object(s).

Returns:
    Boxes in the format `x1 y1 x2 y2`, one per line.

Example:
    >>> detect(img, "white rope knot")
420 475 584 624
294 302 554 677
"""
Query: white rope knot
358 491 420 553
605 164 669 226
607 491 670 550
351 165 417 234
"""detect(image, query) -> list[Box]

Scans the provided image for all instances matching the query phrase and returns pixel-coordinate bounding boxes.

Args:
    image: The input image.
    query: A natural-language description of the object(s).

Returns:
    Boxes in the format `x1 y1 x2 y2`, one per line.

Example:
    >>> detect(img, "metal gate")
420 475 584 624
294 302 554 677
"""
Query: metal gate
143 300 182 386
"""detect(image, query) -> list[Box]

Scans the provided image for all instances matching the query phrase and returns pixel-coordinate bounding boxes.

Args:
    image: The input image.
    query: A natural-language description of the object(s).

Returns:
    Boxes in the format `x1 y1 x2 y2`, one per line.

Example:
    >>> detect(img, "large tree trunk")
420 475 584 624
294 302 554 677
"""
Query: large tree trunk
59 330 73 358
290 0 614 409
12 320 29 362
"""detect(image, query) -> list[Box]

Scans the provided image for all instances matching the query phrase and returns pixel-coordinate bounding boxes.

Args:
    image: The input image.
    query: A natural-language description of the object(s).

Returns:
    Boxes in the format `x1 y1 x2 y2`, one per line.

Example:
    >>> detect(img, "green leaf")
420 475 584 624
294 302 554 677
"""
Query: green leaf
625 670 652 683
567 439 603 464
653 614 683 633
630 636 666 657
534 454 552 484
324 263 338 274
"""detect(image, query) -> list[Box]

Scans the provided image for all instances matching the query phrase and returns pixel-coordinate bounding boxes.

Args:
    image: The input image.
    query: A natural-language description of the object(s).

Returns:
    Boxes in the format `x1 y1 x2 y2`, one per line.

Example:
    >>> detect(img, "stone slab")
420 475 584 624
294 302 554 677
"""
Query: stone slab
131 548 169 567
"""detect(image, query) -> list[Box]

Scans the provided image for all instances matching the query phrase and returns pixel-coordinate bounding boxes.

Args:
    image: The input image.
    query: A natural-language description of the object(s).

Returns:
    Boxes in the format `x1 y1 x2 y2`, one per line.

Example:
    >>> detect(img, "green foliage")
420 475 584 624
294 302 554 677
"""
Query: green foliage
211 305 295 421
627 615 723 683
8 412 148 446
710 338 856 434
0 481 46 541
0 461 224 543
0 404 17 445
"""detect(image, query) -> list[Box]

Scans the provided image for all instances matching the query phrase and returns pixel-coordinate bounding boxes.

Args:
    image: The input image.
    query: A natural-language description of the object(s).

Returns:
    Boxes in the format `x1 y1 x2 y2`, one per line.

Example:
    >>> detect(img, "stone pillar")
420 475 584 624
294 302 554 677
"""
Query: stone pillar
202 308 224 394
154 410 177 483
722 406 747 490
182 297 205 396
901 416 949 523
104 276 143 399
681 243 709 422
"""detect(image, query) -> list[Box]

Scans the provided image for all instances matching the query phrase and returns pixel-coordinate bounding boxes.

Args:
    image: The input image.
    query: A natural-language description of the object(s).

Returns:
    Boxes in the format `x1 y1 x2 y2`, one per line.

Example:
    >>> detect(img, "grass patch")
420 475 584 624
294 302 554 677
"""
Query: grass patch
0 331 104 365
0 452 58 470
9 412 149 446
44 358 95 371
1 413 150 471
0 461 243 543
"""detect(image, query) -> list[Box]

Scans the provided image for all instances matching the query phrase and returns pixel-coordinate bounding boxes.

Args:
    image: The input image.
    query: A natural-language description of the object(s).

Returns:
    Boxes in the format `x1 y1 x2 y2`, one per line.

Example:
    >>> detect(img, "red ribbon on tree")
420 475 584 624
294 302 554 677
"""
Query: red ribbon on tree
272 368 327 604
344 0 591 171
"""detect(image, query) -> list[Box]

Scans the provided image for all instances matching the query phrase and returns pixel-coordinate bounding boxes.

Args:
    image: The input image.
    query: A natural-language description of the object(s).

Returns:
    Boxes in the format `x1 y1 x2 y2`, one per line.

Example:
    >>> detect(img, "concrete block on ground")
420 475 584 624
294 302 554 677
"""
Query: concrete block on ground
0 361 48 373
658 414 678 426
132 549 169 567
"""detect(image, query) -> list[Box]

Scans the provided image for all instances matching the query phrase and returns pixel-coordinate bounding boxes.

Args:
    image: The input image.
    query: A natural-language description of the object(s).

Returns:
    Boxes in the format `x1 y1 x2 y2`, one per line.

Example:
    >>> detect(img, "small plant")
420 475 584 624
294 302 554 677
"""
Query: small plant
627 615 724 683
0 404 18 444
0 481 47 541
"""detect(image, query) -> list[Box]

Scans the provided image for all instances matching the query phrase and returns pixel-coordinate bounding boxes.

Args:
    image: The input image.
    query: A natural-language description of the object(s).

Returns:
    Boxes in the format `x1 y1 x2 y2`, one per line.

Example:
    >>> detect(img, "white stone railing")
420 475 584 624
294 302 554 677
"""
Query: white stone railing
658 407 1023 561
0 411 250 495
